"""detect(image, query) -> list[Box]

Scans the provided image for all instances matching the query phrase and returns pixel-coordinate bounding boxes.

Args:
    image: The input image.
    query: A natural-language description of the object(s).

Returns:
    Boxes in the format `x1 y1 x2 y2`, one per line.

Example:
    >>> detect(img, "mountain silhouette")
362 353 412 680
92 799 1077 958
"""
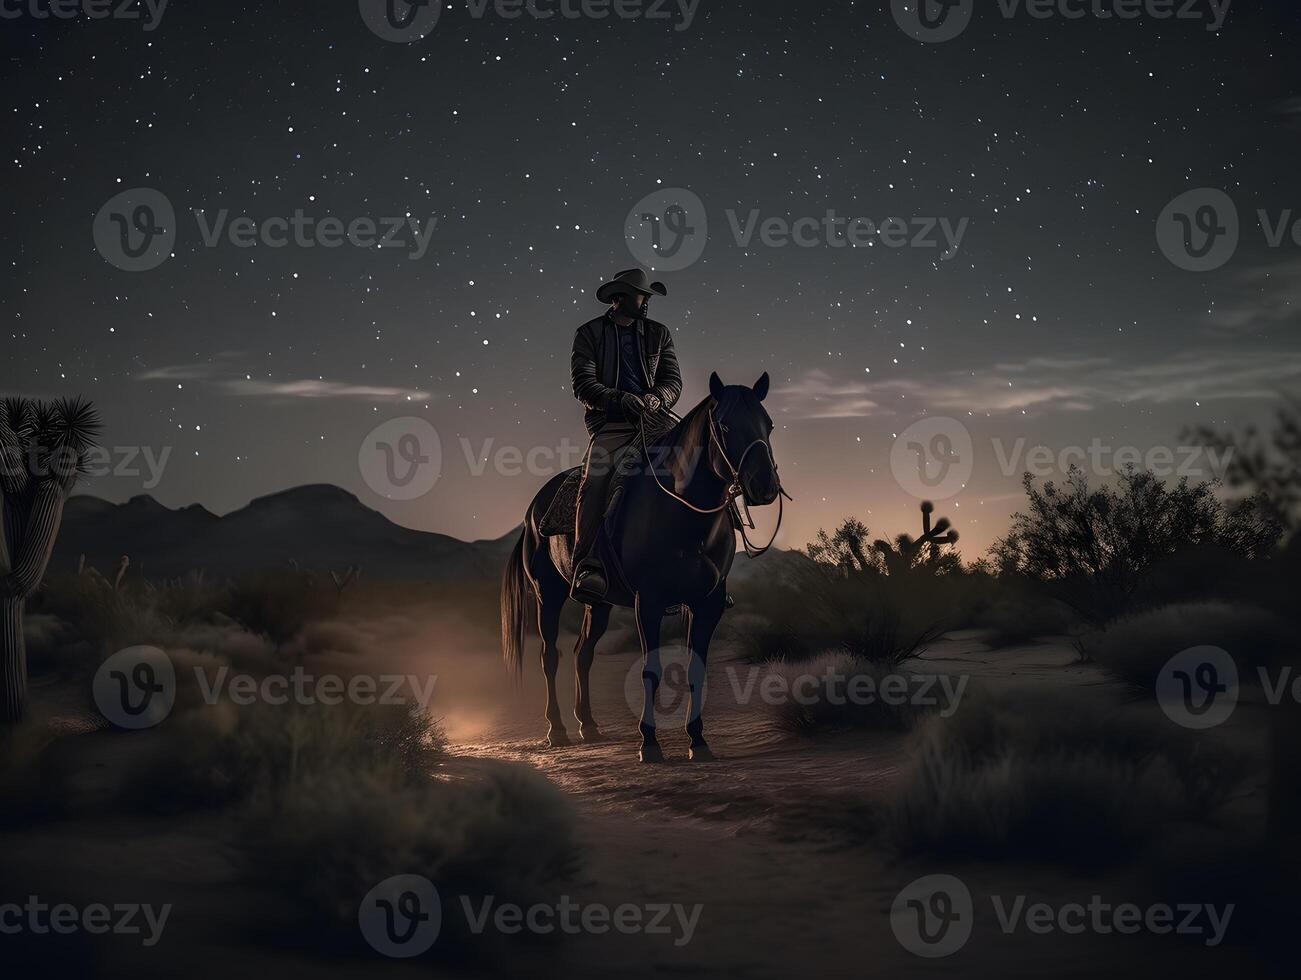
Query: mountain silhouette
53 484 517 580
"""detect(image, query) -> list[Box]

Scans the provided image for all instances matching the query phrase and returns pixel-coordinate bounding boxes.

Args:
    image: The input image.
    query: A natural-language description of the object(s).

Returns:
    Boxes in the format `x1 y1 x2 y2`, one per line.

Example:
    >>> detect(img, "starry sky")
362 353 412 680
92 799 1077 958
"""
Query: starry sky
3 0 1300 557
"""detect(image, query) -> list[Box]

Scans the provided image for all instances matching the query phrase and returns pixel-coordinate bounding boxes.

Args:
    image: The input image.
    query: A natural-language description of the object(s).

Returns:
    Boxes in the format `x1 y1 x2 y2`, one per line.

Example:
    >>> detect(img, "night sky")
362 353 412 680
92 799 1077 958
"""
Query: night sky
4 0 1300 557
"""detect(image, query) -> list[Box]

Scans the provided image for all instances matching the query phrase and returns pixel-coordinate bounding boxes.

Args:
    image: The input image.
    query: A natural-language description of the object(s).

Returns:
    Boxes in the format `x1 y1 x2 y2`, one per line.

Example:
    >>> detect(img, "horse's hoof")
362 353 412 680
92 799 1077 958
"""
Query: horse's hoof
639 743 665 764
548 731 571 748
688 744 716 762
579 727 605 743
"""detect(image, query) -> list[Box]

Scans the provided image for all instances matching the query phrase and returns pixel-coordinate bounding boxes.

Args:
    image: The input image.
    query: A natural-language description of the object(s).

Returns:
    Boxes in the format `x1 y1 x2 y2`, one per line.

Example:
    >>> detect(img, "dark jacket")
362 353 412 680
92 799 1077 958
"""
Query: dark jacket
571 313 682 434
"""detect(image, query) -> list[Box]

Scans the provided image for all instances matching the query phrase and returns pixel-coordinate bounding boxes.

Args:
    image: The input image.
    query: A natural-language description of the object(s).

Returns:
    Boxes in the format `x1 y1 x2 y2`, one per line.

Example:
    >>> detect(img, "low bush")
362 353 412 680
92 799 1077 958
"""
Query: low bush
887 688 1249 864
1078 601 1291 691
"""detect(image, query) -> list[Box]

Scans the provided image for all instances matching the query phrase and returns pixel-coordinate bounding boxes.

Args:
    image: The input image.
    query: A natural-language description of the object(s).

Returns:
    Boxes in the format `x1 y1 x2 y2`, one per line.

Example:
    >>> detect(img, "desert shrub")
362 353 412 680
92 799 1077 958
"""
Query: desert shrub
30 574 173 671
972 591 1079 648
240 761 576 950
1078 601 1291 691
1188 396 1301 539
737 563 977 667
225 567 340 654
887 689 1249 864
990 467 1282 626
120 698 444 813
761 651 959 734
145 570 231 626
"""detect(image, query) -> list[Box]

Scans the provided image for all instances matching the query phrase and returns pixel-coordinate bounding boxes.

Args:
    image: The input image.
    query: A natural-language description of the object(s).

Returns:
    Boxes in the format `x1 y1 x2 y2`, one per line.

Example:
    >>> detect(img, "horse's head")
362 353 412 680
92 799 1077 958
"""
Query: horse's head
707 371 782 506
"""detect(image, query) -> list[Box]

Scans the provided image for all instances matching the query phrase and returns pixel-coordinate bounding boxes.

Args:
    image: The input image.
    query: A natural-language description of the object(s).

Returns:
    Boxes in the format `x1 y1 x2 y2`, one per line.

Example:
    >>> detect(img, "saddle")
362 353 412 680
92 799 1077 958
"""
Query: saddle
537 440 644 537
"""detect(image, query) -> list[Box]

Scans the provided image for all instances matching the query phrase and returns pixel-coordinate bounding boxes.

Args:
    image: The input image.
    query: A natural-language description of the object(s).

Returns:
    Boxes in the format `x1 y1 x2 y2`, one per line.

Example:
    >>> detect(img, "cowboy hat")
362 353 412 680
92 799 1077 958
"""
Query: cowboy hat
596 268 668 305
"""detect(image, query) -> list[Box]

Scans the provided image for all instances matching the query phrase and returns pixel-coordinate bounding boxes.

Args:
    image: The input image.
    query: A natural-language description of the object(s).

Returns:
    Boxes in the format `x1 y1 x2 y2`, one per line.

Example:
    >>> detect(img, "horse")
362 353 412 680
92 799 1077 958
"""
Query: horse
501 372 784 762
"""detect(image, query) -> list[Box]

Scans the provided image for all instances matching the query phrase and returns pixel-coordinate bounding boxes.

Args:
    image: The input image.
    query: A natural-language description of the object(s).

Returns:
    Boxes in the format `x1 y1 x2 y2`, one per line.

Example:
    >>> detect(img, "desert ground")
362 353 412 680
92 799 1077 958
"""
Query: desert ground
2 586 1289 978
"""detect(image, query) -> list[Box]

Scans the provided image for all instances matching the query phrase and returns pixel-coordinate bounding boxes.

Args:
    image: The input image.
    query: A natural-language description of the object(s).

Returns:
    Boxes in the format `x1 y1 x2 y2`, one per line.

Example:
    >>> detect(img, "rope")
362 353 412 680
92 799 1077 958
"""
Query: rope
637 407 785 557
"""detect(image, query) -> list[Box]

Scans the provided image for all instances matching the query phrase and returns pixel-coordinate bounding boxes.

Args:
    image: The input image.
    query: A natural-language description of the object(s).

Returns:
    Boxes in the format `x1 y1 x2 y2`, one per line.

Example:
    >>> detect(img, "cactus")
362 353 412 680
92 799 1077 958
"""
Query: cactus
873 501 960 576
0 397 100 722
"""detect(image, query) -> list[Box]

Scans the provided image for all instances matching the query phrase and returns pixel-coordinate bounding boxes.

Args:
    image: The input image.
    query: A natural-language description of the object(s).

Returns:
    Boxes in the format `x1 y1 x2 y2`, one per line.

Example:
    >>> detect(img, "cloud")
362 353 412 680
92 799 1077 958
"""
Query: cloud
222 379 430 401
1206 258 1301 333
777 346 1301 419
137 362 429 403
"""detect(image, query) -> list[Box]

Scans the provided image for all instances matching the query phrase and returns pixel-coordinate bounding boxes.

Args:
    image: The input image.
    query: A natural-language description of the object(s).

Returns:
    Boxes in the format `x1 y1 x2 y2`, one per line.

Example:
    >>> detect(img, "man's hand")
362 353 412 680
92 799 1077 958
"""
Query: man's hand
619 393 647 418
642 393 663 414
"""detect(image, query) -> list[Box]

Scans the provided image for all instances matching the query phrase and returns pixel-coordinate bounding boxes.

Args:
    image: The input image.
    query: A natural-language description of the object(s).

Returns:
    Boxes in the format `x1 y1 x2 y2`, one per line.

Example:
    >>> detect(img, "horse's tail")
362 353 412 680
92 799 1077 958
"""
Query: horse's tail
501 528 531 680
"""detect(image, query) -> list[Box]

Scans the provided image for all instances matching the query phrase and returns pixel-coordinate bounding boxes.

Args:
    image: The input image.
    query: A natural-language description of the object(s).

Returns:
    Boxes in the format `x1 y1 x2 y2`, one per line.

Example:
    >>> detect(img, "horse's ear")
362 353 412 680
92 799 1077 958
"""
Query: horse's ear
753 372 770 402
709 372 725 400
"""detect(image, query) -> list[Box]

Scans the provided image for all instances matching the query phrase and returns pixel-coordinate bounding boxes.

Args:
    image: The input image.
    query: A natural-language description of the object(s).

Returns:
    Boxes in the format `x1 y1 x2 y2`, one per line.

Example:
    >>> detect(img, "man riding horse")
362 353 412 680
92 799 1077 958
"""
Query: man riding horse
569 268 682 604
501 266 784 761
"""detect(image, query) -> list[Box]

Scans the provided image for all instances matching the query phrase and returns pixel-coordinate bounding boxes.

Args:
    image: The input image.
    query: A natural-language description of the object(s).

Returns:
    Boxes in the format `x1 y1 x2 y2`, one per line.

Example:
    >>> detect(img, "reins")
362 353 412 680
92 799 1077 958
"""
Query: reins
638 404 787 558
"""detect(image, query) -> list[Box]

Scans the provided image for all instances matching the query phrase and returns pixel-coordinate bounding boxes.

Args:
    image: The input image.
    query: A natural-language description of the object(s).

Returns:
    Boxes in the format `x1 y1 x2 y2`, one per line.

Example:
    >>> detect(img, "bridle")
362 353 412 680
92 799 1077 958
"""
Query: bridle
640 401 790 558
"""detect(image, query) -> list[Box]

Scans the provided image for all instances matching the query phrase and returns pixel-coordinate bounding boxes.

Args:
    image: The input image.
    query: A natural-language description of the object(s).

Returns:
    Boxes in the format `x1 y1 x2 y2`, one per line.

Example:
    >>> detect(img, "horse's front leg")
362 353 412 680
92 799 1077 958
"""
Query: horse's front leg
633 592 665 764
685 586 727 761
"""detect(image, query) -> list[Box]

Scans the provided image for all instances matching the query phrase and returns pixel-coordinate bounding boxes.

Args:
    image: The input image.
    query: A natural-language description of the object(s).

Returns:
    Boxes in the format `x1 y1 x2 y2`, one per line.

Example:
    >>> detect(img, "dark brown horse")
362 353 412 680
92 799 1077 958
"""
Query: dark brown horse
501 372 783 762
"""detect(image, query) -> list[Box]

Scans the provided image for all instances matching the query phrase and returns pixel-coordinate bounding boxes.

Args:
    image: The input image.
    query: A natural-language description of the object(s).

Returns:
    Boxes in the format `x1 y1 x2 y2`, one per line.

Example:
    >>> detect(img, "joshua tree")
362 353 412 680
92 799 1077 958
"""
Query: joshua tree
873 501 960 576
1 397 101 722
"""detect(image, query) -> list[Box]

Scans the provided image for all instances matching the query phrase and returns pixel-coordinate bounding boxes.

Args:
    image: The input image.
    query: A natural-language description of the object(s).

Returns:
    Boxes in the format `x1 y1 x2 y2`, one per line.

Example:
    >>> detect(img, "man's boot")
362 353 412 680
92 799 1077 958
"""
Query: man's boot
571 558 608 604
